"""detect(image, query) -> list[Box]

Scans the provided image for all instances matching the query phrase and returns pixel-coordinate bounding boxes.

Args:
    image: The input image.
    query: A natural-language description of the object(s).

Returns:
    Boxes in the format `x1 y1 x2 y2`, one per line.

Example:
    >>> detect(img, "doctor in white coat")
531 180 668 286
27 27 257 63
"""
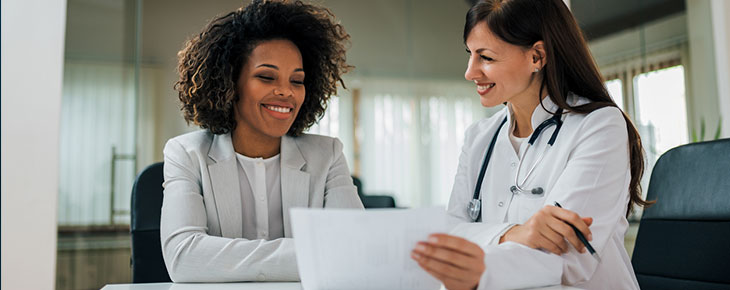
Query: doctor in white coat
411 0 651 289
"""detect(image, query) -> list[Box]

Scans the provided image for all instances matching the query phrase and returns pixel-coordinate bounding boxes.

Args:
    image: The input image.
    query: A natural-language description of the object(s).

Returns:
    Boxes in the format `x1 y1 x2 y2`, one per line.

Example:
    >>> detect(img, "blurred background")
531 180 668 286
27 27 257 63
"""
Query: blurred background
2 0 729 289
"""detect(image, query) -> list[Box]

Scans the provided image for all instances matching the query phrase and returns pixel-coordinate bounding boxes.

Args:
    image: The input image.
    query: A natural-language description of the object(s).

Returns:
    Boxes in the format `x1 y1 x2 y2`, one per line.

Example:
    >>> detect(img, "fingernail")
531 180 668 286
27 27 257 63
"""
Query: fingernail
415 244 426 252
411 252 422 259
588 234 593 241
428 236 438 243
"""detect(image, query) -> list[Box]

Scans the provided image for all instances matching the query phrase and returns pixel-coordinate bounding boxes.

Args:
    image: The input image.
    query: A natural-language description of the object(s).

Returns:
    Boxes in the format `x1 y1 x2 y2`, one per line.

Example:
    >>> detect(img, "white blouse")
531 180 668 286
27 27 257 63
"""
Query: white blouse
235 153 284 241
447 94 639 289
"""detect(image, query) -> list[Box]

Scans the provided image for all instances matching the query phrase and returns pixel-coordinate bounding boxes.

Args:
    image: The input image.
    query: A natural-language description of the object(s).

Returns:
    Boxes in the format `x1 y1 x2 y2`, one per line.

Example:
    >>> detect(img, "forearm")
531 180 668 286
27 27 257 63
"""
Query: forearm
162 229 299 282
477 242 562 290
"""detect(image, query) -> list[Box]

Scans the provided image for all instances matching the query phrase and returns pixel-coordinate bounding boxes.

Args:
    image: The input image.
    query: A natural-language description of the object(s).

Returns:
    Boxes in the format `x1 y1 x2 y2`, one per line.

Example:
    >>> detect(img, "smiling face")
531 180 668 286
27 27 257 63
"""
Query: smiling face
464 21 544 108
234 39 306 140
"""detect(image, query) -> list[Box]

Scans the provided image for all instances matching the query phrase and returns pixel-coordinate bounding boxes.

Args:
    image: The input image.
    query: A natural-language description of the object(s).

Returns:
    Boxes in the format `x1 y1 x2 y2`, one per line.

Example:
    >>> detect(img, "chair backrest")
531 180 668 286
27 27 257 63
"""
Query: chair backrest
352 175 397 208
130 162 171 283
631 138 730 290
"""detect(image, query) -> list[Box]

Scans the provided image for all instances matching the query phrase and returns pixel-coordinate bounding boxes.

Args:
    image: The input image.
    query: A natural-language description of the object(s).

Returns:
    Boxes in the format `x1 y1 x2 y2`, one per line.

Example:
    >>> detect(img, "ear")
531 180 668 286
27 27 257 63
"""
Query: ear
530 41 546 71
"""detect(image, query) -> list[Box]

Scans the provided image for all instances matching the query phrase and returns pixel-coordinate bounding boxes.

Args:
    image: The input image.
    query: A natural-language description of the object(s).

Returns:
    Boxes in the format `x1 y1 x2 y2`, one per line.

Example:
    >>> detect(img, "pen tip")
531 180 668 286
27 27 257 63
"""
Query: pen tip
592 252 602 263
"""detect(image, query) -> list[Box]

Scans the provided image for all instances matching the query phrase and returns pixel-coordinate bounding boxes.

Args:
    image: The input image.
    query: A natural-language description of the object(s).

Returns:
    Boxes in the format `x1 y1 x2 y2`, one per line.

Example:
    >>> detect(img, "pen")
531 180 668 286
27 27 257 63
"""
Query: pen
554 202 602 263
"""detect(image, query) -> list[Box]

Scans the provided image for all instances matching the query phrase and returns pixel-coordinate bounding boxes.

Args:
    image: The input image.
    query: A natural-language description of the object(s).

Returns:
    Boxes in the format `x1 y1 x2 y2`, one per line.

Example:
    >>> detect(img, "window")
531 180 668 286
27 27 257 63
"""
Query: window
605 78 625 112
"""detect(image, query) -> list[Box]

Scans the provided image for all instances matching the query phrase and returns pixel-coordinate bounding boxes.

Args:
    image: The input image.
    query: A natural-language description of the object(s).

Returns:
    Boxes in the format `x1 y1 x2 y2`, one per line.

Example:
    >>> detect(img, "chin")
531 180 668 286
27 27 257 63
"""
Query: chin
480 97 503 108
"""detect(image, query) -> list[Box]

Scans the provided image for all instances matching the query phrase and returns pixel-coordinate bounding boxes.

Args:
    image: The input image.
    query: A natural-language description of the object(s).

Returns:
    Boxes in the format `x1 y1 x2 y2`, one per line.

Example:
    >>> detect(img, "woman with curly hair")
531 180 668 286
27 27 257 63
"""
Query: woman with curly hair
160 0 362 282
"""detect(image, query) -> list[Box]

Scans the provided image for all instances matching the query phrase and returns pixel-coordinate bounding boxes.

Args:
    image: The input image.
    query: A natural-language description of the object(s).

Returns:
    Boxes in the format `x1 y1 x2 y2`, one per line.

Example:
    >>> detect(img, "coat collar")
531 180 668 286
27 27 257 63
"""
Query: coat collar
506 95 561 135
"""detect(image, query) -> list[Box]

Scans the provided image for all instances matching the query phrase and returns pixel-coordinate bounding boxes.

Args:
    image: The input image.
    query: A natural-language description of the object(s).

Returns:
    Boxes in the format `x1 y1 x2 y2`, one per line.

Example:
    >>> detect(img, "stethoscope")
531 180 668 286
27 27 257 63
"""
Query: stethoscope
467 108 564 222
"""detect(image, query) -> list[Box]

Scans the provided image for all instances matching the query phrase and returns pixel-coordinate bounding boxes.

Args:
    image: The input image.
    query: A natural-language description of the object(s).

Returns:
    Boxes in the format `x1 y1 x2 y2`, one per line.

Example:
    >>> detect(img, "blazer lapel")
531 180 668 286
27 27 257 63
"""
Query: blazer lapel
207 133 243 238
280 135 310 237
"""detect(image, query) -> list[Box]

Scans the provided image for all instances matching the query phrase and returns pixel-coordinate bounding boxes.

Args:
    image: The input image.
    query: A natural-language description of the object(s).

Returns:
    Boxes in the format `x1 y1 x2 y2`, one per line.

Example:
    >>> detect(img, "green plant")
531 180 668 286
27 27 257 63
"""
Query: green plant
691 117 723 142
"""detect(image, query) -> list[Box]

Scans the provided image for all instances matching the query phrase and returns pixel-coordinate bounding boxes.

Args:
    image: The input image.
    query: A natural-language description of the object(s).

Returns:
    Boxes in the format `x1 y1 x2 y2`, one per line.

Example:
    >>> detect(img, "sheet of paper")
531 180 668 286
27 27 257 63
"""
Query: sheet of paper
291 207 456 290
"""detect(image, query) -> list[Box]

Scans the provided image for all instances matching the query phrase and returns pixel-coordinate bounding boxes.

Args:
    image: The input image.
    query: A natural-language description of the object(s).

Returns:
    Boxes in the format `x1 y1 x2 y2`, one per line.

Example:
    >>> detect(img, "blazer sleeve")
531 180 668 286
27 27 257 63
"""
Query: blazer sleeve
160 138 298 282
476 108 632 289
322 138 364 209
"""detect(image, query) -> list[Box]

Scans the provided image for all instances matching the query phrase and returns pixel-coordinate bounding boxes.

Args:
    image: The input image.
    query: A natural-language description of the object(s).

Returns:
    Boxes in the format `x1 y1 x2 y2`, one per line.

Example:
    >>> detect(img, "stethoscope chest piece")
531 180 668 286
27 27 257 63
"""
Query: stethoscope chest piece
510 185 544 195
467 199 481 221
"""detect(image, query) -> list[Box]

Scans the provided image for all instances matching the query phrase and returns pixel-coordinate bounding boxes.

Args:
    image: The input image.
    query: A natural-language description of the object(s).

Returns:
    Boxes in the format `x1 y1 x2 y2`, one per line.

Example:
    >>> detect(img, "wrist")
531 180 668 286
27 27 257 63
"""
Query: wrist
499 224 519 244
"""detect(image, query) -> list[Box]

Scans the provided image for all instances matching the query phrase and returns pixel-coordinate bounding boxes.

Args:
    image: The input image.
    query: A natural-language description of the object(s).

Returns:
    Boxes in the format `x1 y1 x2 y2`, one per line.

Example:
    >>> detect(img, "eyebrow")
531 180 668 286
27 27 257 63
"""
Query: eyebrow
475 48 498 55
256 63 304 72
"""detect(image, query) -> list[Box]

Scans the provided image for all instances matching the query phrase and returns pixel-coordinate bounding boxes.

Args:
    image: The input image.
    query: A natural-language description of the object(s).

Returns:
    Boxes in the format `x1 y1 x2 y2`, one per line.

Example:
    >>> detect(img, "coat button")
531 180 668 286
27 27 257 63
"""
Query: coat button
510 162 517 167
498 202 504 207
257 273 266 281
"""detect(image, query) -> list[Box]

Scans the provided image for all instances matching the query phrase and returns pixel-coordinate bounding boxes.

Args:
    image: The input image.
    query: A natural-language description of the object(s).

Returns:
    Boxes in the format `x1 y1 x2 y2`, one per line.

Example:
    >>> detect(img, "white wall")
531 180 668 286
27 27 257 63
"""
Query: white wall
686 0 722 140
711 0 730 138
139 0 473 162
1 0 67 289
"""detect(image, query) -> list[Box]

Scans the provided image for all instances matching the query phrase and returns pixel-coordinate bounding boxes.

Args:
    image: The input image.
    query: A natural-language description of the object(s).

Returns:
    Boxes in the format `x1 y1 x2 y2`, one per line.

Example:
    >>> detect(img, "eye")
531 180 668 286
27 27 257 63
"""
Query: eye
256 75 275 81
480 55 494 62
291 79 305 85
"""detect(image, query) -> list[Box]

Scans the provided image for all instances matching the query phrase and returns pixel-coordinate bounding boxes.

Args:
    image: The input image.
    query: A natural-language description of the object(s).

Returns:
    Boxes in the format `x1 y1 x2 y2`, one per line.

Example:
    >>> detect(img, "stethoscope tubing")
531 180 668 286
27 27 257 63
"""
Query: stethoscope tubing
468 108 564 222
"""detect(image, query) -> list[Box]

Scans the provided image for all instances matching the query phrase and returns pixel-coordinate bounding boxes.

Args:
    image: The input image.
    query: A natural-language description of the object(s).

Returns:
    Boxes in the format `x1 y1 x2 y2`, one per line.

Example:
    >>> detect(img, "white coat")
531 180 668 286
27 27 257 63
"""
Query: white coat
447 94 640 289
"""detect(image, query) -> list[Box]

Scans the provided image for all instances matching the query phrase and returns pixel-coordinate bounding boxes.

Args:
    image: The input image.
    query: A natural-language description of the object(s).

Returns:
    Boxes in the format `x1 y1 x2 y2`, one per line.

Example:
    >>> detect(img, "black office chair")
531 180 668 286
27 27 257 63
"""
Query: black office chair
130 162 172 283
631 138 730 290
352 175 397 208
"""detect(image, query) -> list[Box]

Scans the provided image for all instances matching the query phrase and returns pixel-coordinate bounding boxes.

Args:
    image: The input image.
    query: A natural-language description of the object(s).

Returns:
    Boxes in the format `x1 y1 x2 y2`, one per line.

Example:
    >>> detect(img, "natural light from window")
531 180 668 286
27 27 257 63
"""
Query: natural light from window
634 65 688 158
605 78 625 112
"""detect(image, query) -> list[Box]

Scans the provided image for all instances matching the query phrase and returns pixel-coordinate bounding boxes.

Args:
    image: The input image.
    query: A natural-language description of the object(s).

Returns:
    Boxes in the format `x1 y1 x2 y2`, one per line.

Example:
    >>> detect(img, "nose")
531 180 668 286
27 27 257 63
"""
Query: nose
273 82 294 97
464 56 481 81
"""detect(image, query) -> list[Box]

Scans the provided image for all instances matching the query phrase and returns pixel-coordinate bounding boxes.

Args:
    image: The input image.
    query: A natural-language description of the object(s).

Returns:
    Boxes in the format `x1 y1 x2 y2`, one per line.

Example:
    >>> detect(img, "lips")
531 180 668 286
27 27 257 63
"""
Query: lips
260 101 295 120
476 83 495 95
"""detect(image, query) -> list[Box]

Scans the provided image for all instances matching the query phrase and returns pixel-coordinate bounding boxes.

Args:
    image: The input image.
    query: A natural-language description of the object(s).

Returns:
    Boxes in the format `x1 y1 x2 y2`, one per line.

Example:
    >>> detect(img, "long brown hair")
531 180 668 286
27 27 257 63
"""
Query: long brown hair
464 0 653 216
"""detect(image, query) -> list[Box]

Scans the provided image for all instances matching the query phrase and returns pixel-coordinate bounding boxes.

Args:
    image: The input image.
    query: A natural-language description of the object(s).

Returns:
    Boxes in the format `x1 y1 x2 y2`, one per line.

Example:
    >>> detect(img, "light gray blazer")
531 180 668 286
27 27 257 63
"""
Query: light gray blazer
160 130 363 282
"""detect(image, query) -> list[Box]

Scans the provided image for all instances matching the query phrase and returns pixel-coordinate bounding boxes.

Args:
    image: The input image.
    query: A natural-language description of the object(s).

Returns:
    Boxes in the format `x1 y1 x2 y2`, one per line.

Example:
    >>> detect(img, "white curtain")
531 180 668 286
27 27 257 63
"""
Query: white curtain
58 61 158 226
309 77 500 208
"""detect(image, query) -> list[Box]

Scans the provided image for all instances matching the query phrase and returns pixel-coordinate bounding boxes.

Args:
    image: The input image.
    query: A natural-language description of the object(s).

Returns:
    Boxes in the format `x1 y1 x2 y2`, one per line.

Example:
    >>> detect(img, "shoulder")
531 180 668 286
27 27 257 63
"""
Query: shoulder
164 130 215 154
464 107 509 142
289 133 341 153
566 94 626 129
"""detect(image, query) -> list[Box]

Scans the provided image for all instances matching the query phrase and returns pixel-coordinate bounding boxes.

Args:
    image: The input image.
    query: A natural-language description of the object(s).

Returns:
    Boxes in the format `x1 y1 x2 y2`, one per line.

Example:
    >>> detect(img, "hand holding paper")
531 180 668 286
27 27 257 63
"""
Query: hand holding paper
291 207 457 290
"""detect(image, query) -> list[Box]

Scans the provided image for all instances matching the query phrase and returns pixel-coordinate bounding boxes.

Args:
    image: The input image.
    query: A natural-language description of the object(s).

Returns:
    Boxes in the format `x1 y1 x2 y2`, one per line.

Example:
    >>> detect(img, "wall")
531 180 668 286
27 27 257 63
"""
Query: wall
686 0 722 140
711 0 730 138
1 0 67 289
140 0 473 162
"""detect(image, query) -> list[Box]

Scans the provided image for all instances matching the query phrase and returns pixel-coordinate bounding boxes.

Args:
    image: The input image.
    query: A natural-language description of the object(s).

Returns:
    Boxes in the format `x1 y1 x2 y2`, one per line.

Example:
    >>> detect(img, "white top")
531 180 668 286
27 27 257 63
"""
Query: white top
235 153 285 240
447 94 639 290
508 106 529 155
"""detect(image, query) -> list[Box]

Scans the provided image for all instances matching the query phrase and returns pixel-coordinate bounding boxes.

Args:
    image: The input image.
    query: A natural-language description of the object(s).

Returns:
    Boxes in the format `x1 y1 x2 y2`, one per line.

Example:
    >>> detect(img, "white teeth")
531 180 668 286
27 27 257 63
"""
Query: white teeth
264 105 292 113
477 83 495 90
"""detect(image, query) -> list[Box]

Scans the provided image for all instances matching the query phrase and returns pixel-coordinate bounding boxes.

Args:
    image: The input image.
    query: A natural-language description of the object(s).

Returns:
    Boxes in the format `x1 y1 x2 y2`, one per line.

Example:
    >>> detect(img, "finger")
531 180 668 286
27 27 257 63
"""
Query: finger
550 207 592 240
538 225 569 253
582 217 593 227
413 242 482 271
427 233 485 258
547 218 585 253
536 233 564 255
417 261 474 290
412 251 474 282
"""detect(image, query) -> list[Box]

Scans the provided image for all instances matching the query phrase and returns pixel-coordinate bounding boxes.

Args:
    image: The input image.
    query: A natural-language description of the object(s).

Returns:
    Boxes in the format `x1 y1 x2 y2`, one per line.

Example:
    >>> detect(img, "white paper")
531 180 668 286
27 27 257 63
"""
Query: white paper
291 207 456 290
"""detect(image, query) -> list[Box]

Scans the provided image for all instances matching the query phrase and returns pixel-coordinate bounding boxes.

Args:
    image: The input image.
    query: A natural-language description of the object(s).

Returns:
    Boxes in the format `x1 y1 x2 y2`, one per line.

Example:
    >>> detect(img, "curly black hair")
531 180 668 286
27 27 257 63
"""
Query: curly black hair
175 0 352 136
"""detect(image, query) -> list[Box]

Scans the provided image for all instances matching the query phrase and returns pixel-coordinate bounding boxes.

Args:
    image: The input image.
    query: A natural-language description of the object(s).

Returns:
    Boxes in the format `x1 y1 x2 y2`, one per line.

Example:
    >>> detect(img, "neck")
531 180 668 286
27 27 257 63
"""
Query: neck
231 126 281 159
510 91 548 138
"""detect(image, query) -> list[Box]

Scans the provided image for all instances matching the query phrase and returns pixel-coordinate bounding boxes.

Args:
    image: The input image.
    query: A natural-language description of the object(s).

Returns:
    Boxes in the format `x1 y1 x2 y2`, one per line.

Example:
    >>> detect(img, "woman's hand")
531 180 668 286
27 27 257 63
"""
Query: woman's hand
411 233 485 290
500 205 593 255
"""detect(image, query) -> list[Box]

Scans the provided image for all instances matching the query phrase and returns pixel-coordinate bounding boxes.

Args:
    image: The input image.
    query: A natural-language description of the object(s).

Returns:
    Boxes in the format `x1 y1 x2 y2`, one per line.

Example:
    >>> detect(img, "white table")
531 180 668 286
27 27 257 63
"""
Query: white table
102 282 582 290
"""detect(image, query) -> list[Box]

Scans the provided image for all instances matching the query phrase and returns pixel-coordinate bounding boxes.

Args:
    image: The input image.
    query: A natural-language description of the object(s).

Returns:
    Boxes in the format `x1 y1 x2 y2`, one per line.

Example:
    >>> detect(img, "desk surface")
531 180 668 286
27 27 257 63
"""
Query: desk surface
102 282 582 290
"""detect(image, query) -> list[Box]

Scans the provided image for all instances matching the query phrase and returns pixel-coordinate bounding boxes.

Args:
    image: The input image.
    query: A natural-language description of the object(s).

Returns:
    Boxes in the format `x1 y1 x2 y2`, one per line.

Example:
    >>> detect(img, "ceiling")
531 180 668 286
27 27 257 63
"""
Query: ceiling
466 0 685 40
